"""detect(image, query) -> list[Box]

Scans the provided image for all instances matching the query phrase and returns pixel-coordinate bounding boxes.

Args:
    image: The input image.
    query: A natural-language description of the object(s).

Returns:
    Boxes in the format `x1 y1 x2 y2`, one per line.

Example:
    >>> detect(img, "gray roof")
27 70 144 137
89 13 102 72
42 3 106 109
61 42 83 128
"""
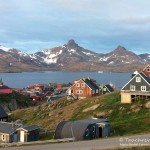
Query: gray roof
140 72 150 84
82 78 99 90
55 118 109 140
17 125 39 132
0 105 8 119
104 84 114 92
0 122 21 134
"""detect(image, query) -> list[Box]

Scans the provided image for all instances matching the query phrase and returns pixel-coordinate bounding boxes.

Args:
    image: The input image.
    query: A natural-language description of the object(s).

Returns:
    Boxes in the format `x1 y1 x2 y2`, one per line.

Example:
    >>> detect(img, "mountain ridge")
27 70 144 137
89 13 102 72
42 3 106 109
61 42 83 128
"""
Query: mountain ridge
0 40 149 72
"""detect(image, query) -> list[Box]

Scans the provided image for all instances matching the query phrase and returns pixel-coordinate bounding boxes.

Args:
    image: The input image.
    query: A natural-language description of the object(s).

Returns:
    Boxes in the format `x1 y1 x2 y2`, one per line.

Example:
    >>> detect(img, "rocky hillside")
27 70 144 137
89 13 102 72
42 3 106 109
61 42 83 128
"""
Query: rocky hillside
0 91 34 112
0 40 149 72
11 92 150 136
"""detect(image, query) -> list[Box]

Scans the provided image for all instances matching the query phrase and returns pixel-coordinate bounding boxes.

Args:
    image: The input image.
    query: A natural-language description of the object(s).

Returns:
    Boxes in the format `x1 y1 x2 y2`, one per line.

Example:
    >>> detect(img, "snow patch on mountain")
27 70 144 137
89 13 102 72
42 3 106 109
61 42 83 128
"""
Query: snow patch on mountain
0 45 11 51
82 51 94 56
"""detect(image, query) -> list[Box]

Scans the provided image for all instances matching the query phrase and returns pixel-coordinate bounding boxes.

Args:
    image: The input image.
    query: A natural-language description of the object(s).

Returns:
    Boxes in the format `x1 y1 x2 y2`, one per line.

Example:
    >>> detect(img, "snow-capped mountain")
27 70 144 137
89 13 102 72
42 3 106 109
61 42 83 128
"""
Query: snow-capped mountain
138 53 150 62
0 45 11 51
0 40 149 72
100 45 142 65
31 39 100 65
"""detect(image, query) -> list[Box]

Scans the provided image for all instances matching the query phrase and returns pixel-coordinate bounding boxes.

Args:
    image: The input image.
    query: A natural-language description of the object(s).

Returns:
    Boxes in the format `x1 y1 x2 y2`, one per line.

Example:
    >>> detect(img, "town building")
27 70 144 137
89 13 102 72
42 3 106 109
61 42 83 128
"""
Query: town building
0 122 40 143
55 118 110 141
0 122 21 143
99 84 115 95
17 125 40 142
121 65 150 103
0 79 12 95
66 77 99 99
0 105 8 122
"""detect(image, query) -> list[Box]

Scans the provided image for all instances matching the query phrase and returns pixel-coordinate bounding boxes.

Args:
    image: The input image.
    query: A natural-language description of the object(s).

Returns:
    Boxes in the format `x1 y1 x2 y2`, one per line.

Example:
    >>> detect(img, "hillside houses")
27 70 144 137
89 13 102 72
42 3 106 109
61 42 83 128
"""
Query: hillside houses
121 65 150 103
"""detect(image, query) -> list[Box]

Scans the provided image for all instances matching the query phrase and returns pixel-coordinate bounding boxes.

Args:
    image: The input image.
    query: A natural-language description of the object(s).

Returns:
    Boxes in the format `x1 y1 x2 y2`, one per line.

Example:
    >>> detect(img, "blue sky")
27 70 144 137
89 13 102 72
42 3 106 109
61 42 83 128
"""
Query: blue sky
0 0 150 54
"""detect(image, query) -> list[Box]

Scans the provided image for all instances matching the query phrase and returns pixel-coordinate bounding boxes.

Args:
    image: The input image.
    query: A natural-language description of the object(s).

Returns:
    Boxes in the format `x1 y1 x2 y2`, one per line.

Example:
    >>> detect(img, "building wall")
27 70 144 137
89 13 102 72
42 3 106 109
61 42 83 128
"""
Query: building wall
0 89 12 94
27 129 39 142
0 133 10 143
121 92 131 103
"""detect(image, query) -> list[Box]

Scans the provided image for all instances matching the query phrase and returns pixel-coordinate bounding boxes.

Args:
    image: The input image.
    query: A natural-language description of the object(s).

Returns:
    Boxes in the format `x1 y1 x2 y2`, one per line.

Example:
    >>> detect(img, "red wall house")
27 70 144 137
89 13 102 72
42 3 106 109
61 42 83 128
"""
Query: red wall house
143 64 150 77
0 85 12 94
67 78 99 99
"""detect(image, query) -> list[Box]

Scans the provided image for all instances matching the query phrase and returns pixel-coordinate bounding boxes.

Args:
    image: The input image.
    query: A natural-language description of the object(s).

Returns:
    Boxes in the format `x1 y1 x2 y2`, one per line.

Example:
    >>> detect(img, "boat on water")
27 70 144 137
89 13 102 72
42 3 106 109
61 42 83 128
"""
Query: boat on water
98 71 103 73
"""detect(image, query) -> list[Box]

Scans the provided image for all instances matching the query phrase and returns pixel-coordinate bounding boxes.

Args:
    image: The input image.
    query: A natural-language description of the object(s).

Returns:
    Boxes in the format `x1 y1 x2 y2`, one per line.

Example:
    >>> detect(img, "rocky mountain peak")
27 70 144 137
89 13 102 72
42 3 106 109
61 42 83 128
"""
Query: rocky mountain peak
66 39 78 49
115 45 127 52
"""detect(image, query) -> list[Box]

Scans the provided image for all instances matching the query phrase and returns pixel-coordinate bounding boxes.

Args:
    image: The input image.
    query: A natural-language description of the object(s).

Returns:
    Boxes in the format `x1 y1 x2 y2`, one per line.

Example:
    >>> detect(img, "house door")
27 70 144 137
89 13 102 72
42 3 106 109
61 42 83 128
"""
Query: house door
20 131 25 142
13 133 18 142
99 127 103 138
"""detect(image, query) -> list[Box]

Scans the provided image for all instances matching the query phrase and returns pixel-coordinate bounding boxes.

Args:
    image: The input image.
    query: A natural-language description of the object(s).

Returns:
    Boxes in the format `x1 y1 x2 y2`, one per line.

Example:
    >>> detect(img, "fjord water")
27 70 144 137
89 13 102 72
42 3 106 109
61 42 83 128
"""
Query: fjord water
0 71 131 89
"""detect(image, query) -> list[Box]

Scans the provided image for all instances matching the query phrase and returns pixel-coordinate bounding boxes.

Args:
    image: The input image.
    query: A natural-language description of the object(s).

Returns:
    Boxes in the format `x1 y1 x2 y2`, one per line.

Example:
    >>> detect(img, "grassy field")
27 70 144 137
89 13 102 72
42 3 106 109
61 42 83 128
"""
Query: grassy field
11 92 150 137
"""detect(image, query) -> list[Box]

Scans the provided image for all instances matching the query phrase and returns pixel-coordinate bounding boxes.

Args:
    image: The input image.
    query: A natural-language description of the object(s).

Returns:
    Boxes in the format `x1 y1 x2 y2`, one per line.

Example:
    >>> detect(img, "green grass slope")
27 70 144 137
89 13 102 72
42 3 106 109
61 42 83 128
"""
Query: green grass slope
11 92 150 136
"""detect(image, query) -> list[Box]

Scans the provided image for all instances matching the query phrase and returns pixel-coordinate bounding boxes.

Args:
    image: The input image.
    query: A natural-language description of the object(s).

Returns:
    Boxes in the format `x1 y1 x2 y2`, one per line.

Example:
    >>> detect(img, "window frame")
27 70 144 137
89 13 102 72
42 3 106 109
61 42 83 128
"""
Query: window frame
136 77 141 82
81 83 85 87
130 85 136 91
2 134 5 142
141 86 146 91
147 68 150 72
76 83 80 87
76 90 83 94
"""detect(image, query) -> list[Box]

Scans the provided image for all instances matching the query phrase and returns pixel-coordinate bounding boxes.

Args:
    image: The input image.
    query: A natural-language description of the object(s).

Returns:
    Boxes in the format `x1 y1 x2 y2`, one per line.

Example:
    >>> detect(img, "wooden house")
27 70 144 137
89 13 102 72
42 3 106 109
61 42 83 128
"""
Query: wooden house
17 125 40 142
100 84 114 95
0 105 8 122
121 65 150 103
55 118 110 141
67 77 99 99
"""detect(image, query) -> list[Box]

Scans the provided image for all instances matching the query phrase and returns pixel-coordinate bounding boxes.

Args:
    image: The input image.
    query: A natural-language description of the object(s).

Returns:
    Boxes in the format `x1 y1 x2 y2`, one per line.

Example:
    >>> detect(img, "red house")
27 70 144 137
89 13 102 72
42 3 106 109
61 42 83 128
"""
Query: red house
67 77 99 99
0 79 12 94
143 64 150 77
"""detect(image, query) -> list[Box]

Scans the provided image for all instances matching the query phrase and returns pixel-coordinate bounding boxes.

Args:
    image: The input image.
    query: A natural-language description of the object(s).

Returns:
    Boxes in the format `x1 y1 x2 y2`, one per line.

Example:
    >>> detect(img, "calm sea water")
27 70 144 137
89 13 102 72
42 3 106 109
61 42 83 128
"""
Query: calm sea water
0 71 131 89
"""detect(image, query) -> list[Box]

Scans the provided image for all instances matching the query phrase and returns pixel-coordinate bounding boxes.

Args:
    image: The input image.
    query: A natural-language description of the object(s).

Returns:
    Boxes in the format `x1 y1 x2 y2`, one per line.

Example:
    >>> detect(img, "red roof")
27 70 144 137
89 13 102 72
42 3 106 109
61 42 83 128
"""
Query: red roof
0 85 12 90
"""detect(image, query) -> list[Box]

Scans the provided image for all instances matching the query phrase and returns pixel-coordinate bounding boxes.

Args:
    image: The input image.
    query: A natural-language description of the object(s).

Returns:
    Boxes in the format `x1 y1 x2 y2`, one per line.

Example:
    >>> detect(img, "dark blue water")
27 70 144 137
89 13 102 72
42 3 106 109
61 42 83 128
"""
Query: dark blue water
0 71 131 89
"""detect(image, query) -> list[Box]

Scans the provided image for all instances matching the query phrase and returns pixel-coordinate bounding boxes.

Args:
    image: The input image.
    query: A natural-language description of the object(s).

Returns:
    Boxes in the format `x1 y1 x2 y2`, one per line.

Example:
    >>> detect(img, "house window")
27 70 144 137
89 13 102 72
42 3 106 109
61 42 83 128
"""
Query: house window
147 68 150 72
76 90 83 94
141 86 146 91
76 83 80 87
103 88 106 92
81 83 85 87
136 77 141 82
130 85 135 91
2 134 5 142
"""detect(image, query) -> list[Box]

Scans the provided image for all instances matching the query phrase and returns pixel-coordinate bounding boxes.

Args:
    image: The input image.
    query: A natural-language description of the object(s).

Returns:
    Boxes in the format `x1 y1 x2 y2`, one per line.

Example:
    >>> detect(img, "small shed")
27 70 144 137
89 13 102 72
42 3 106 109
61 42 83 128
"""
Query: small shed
55 118 110 141
17 125 40 142
100 84 114 95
